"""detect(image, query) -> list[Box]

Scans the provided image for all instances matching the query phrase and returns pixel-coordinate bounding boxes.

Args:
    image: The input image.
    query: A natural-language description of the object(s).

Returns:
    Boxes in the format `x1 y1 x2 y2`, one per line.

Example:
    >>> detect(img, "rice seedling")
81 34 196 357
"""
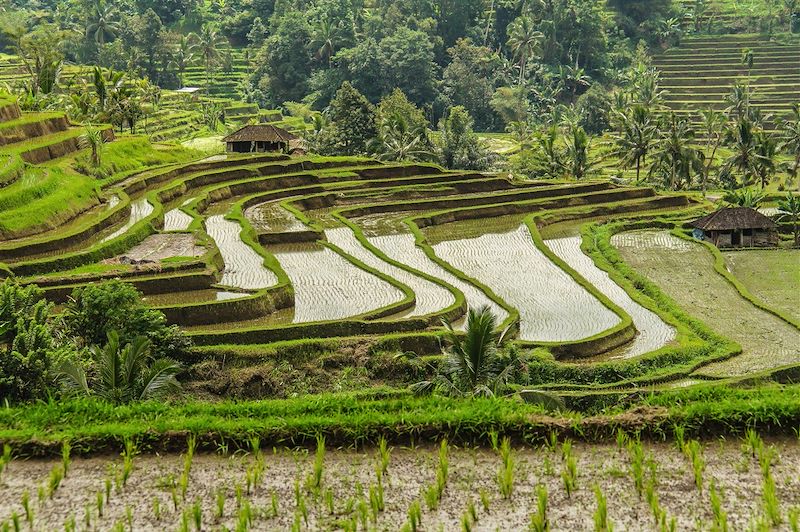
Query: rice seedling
788 507 798 532
357 498 369 529
270 490 279 517
171 483 180 511
63 513 76 532
152 497 161 520
377 436 391 476
479 488 491 513
560 439 572 461
96 490 104 517
369 479 385 520
593 485 612 532
467 499 478 523
37 485 45 503
461 510 474 532
529 484 549 532
48 464 65 497
61 441 71 478
561 442 578 498
215 488 226 519
757 445 777 479
19 490 31 525
111 521 125 532
497 437 515 499
684 440 705 492
407 500 422 532
762 469 782 526
83 505 91 528
11 513 20 532
237 500 253 531
709 480 728 532
439 439 449 481
192 499 202 531
306 434 326 494
673 424 685 452
235 482 244 509
179 509 190 532
125 505 133 531
105 473 113 501
121 437 136 487
743 428 763 459
297 489 309 525
628 438 645 498
488 430 499 451
546 431 558 453
645 480 667 526
324 487 334 514
615 429 629 450
0 444 11 478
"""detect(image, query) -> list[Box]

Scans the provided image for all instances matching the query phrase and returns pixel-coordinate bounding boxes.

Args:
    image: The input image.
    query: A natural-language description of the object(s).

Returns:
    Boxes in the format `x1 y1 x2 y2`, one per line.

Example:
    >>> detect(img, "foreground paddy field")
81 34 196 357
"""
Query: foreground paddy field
1 438 798 531
723 249 800 324
613 231 800 377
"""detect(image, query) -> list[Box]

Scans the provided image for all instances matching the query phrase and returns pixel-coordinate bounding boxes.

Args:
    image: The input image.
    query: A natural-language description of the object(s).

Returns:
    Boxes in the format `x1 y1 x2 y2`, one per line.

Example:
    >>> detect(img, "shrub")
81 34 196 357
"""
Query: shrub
63 280 191 359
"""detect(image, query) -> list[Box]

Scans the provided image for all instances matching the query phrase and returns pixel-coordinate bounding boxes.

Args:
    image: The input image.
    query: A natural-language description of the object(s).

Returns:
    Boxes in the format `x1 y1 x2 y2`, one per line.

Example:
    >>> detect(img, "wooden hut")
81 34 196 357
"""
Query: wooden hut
223 124 298 153
690 207 778 248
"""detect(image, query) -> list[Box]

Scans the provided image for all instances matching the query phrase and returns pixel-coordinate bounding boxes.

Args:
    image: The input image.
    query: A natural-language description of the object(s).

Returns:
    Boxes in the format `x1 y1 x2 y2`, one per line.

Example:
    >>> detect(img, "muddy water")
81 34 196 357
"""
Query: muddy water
368 232 507 325
433 225 619 342
356 211 416 237
120 233 202 262
613 230 800 377
544 236 676 357
244 201 309 233
143 290 248 307
271 242 404 322
163 208 193 231
2 440 799 531
325 227 453 317
101 198 153 242
204 215 279 290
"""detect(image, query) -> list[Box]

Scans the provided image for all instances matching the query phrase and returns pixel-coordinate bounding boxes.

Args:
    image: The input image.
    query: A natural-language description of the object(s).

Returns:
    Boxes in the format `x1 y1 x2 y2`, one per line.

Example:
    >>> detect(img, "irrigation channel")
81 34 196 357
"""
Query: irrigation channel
613 230 800 377
433 224 619 342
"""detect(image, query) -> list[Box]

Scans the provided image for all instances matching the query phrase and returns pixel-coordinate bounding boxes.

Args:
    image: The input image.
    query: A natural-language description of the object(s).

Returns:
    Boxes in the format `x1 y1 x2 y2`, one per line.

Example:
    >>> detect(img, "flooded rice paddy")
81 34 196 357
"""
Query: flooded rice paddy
143 289 248 307
244 201 309 233
613 231 800 377
120 234 203 262
544 236 676 357
368 232 508 325
433 225 619 342
204 215 279 290
163 207 193 231
270 242 404 322
101 198 153 243
325 227 453 317
2 439 799 531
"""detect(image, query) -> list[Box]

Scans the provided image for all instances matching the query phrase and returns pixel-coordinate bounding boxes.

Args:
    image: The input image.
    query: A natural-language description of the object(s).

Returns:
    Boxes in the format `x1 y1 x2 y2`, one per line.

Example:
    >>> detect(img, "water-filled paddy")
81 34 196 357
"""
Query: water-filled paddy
613 231 800 377
205 215 279 290
544 236 676 357
143 289 248 307
244 201 309 233
101 198 153 243
433 225 619 342
163 207 193 231
326 227 453 317
119 233 203 262
271 242 404 322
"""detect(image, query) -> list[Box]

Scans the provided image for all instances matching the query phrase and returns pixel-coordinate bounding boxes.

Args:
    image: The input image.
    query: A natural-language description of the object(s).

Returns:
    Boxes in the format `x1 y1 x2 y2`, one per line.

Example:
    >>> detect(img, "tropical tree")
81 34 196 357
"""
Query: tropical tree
86 0 121 47
59 332 182 405
722 187 766 208
370 113 434 162
698 107 727 195
557 64 592 100
724 83 753 122
310 19 341 68
741 47 754 77
753 133 777 189
506 15 543 84
611 105 658 184
168 35 195 89
723 117 760 187
189 25 227 90
649 114 702 190
78 126 106 167
437 106 493 171
777 193 800 246
565 126 593 179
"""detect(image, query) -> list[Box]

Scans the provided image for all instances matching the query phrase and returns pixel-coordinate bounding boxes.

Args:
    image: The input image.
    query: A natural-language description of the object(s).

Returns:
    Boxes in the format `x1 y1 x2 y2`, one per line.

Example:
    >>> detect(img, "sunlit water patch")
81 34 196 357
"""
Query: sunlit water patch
101 198 153 243
205 215 279 289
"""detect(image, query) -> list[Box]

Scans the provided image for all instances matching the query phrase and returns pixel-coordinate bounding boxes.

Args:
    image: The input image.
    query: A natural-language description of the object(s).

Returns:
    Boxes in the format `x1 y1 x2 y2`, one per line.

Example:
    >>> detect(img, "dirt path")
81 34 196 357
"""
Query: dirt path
1 440 798 531
613 231 800 377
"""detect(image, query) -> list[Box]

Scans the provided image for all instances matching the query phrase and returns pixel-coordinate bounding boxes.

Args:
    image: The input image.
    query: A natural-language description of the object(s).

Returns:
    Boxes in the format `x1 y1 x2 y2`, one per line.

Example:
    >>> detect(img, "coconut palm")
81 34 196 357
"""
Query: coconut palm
565 125 593 179
60 331 182 405
777 193 800 246
723 117 760 187
86 0 120 47
168 35 195 89
649 114 702 190
189 25 227 91
311 19 341 68
753 133 777 189
506 15 543 84
724 83 753 122
369 113 434 162
78 126 106 167
611 105 658 184
741 47 754 77
698 107 727 195
778 103 800 179
722 187 766 208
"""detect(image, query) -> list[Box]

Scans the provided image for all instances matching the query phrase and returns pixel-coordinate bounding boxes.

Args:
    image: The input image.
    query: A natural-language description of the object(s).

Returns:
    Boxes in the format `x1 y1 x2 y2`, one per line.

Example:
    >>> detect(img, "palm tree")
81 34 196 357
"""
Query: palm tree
698 108 727 196
611 105 658 184
777 193 800 246
311 19 341 68
565 126 593 179
724 117 759 187
86 0 120 47
506 15 543 84
753 133 777 189
722 187 766 208
189 25 227 91
778 103 800 179
558 64 591 100
370 113 434 162
649 114 702 190
168 35 195 89
60 332 182 405
724 83 753 122
78 126 106 167
741 48 754 78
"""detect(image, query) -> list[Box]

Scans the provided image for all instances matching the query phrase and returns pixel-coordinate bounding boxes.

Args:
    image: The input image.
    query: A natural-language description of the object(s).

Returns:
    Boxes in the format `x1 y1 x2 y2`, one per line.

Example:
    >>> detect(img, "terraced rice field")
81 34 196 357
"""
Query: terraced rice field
101 199 154 243
613 231 800 377
163 207 193 231
723 249 800 323
205 215 279 290
2 440 799 531
544 236 677 357
433 225 620 342
245 201 312 233
270 242 404 322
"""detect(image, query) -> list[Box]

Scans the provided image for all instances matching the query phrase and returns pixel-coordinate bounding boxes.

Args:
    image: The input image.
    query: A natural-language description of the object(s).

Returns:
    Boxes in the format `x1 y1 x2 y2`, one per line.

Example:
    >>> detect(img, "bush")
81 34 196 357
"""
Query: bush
63 280 192 360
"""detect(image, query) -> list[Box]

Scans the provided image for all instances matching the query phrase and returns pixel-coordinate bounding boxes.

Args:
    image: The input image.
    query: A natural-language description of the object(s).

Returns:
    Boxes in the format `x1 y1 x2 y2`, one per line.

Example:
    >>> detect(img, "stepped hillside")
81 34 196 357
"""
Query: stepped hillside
653 34 800 131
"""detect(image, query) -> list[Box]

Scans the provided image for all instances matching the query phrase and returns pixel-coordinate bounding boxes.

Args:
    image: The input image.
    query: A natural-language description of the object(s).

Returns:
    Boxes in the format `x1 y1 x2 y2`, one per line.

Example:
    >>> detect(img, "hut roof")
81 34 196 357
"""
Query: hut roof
223 124 298 143
690 207 777 231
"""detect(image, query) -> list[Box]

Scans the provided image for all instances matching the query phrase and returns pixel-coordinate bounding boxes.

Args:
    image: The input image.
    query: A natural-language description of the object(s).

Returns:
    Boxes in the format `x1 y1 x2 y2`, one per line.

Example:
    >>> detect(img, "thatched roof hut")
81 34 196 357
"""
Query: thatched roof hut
690 207 777 247
223 124 299 153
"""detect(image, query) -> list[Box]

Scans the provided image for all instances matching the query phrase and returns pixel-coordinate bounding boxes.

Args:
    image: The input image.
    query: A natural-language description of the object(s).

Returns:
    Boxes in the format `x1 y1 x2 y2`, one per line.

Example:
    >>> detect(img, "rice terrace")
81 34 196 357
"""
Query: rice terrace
0 0 799 530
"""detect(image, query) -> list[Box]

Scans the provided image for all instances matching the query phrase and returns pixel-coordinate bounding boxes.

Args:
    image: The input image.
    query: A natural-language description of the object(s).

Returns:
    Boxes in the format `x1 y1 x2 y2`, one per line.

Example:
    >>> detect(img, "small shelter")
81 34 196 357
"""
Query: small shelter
175 87 202 102
690 207 778 248
223 124 298 154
